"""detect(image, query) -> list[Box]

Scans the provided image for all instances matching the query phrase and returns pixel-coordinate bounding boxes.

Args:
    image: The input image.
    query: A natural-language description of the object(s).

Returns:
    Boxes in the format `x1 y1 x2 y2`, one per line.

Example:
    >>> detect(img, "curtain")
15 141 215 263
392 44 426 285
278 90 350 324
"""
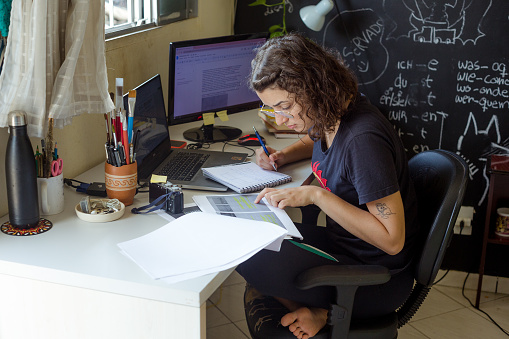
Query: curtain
0 0 114 138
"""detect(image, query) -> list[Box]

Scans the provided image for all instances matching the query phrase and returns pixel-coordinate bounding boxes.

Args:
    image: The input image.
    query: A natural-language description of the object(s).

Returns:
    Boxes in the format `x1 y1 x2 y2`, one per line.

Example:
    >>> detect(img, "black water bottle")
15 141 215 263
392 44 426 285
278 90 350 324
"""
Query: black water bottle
5 111 39 228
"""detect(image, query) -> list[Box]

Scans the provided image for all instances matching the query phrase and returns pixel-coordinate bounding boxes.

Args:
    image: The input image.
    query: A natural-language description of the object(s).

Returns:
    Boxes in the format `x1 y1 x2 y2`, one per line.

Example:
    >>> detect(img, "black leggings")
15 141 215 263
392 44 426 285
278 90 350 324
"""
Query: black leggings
236 223 414 318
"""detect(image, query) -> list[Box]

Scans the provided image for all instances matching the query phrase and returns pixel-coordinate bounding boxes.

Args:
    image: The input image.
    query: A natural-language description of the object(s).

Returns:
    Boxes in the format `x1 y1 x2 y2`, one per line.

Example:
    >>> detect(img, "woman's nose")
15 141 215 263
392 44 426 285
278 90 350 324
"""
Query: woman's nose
275 114 288 126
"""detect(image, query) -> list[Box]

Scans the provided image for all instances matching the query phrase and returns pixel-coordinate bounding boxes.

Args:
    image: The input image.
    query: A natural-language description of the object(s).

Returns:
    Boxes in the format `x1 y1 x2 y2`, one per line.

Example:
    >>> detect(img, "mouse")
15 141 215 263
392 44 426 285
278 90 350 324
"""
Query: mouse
238 133 265 146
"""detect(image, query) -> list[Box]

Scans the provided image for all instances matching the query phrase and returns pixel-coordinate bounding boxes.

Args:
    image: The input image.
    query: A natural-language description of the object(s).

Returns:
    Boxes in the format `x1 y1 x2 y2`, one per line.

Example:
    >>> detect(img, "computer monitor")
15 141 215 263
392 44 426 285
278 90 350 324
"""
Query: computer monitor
168 33 268 143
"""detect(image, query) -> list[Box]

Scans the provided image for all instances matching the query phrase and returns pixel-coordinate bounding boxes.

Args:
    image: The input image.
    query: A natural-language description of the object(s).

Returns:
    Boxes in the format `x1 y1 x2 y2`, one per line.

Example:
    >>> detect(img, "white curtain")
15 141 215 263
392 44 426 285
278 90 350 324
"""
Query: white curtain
0 0 114 138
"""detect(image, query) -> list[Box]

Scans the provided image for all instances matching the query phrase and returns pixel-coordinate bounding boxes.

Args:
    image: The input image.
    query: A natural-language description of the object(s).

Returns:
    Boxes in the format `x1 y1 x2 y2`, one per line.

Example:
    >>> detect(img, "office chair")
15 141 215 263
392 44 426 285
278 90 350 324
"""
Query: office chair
244 149 468 339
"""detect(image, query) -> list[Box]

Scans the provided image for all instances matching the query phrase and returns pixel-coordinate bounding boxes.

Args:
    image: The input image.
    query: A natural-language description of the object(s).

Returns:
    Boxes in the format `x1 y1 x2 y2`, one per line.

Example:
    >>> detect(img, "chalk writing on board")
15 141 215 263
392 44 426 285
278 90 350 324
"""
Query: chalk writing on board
380 57 445 155
374 54 509 206
261 0 294 17
455 60 509 112
235 0 509 207
454 59 509 205
382 0 492 45
323 8 389 85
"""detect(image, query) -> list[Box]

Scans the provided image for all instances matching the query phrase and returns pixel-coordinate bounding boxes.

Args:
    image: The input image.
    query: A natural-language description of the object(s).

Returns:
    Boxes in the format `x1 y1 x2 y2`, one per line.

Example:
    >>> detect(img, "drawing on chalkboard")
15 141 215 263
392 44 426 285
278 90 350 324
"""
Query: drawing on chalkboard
323 8 389 85
456 112 509 205
382 0 492 45
248 0 294 37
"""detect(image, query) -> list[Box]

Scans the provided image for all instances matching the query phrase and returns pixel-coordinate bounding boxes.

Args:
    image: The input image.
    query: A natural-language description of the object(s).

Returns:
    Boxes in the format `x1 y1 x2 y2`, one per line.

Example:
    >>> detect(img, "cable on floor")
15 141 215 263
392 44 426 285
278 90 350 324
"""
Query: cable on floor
433 269 450 285
462 272 509 336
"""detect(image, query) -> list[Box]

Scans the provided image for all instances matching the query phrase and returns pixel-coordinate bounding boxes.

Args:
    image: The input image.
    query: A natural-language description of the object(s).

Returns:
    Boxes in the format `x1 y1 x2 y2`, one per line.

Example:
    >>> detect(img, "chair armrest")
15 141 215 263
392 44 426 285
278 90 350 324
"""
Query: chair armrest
295 265 391 290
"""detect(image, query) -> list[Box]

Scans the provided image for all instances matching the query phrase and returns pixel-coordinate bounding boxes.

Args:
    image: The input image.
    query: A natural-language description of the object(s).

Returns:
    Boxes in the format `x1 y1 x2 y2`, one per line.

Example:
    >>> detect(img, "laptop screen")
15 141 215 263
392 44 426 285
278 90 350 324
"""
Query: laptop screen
124 74 171 179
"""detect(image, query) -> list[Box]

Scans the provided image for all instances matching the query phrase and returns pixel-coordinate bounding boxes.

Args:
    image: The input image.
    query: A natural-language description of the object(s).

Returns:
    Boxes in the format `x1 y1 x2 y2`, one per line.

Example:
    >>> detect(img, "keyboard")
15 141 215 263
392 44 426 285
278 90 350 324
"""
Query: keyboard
158 152 210 181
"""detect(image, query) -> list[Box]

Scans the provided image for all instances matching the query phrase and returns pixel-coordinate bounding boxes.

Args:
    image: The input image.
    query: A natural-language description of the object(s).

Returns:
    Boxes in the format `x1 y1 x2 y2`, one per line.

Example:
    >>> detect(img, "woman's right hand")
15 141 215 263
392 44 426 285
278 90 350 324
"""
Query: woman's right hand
255 146 285 171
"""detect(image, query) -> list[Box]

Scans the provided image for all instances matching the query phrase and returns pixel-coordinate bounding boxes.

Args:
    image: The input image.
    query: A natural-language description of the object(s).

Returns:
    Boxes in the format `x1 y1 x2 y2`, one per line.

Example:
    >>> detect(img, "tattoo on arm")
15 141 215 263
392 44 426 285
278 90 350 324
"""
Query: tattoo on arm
376 203 395 219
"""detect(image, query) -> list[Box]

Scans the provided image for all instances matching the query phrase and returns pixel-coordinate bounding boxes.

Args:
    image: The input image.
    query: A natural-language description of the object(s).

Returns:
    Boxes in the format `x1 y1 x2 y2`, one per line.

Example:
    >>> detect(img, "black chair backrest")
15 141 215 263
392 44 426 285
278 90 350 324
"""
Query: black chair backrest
408 150 468 287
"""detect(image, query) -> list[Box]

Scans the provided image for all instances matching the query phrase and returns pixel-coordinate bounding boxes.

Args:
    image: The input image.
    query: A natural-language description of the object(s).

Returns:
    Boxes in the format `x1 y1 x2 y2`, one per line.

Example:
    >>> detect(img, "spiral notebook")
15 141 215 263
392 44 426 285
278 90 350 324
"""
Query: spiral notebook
201 162 292 193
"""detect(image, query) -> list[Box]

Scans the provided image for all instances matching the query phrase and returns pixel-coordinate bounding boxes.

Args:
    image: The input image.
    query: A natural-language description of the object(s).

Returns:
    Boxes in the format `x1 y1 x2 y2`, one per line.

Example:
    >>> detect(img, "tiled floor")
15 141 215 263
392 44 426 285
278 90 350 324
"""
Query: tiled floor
206 270 509 338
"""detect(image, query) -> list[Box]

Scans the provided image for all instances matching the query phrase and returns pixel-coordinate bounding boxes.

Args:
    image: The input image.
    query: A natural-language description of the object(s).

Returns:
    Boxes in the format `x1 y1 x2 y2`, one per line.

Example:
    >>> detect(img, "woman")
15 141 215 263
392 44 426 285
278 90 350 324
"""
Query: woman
236 33 420 339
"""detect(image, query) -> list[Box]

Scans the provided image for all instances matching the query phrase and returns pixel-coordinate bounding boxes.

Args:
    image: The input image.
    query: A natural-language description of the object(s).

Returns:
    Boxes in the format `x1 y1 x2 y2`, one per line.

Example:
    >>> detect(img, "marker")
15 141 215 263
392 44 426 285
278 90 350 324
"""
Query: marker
53 142 58 160
122 113 130 164
128 90 136 143
252 126 277 171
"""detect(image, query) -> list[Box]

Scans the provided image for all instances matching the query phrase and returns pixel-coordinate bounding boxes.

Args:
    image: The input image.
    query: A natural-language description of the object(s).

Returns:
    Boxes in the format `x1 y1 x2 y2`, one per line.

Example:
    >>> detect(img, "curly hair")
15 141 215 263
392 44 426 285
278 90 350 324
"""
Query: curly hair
250 33 358 140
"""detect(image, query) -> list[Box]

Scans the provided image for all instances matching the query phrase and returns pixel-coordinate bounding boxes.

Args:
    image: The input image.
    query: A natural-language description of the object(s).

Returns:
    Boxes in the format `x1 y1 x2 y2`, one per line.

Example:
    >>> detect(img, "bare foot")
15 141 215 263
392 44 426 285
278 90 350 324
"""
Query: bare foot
281 307 328 338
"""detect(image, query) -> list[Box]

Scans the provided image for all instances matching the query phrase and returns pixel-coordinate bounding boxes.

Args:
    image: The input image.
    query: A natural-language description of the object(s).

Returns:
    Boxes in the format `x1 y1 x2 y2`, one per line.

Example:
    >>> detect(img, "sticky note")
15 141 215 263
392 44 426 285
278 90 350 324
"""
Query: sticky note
216 110 229 122
203 112 215 125
150 174 167 183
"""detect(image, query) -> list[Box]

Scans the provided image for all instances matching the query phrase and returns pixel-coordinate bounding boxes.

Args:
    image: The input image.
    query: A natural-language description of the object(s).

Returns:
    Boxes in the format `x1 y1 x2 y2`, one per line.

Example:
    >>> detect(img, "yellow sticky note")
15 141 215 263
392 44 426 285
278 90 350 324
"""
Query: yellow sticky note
150 174 167 183
202 112 215 125
216 110 229 122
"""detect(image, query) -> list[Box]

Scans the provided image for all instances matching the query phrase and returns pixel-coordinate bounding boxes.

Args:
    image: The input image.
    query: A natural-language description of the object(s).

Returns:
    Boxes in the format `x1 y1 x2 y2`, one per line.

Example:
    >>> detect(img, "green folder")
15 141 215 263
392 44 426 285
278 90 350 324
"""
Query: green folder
288 240 338 262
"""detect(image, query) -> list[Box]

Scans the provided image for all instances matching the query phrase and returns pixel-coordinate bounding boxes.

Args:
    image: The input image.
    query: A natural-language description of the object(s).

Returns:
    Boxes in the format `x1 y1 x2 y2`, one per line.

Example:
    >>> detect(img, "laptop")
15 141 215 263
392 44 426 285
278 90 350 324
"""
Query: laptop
128 74 248 191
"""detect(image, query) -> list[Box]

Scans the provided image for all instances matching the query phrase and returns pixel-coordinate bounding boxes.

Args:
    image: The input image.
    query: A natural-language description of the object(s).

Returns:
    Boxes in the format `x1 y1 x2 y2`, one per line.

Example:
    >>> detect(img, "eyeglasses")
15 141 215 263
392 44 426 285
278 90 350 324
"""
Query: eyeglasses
259 105 293 119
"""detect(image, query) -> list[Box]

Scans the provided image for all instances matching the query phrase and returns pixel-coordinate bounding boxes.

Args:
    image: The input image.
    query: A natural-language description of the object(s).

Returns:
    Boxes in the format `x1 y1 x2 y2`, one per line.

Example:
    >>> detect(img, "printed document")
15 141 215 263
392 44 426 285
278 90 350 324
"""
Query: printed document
193 193 302 250
117 212 288 283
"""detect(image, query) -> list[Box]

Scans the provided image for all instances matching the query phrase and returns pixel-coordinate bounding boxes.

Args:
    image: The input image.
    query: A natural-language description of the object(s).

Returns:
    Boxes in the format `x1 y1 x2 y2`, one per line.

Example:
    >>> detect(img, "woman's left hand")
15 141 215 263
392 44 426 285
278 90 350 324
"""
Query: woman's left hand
254 186 322 209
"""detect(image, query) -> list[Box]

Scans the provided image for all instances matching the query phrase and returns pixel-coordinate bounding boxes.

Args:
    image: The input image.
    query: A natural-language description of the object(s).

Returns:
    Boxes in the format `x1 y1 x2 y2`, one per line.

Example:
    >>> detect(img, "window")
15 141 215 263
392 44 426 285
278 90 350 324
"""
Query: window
105 0 198 38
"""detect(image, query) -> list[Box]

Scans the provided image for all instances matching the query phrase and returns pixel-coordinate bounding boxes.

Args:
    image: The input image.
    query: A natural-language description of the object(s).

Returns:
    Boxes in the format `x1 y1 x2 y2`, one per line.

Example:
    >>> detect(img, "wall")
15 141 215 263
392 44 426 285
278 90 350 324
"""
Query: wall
234 0 509 275
0 0 235 217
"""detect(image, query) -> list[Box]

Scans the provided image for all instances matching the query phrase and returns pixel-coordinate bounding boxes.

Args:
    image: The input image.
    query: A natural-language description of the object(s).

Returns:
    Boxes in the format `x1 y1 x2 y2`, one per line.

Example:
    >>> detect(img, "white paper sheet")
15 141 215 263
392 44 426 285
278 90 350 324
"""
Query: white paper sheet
192 193 302 250
117 212 287 280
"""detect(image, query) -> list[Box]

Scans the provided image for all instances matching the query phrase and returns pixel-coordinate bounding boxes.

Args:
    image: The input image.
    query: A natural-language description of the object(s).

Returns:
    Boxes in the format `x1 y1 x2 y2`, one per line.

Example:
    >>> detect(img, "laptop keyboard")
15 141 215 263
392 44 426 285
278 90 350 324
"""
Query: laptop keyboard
158 152 210 182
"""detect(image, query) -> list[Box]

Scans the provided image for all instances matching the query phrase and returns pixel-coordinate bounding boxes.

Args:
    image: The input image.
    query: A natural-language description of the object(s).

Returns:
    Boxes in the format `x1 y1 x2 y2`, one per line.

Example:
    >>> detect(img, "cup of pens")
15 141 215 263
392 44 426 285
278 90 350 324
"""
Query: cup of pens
104 79 138 206
105 161 137 206
35 141 65 215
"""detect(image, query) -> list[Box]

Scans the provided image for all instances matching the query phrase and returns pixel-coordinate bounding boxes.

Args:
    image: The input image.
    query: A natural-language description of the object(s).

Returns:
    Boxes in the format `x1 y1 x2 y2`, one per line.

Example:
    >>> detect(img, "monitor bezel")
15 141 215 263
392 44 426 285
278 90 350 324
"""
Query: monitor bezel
167 32 268 128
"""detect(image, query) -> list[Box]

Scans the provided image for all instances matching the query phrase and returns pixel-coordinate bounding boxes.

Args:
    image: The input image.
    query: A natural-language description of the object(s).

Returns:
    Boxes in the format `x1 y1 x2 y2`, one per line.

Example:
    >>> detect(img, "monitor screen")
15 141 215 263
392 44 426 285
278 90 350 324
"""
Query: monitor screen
168 33 268 142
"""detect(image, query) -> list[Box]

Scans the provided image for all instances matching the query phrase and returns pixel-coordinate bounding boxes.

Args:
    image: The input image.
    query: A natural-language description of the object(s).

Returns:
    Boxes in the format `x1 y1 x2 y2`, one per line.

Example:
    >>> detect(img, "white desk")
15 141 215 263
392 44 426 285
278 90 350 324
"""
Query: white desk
0 110 310 339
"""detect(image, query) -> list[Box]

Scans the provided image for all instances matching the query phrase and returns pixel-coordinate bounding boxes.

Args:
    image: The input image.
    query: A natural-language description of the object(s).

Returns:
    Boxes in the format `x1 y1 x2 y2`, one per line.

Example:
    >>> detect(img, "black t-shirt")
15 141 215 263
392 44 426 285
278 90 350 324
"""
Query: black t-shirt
311 94 419 271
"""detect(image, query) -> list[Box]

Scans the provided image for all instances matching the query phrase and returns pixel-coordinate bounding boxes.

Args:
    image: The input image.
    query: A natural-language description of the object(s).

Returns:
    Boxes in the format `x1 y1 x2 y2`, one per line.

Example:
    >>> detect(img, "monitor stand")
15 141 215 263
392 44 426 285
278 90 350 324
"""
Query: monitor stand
183 124 242 143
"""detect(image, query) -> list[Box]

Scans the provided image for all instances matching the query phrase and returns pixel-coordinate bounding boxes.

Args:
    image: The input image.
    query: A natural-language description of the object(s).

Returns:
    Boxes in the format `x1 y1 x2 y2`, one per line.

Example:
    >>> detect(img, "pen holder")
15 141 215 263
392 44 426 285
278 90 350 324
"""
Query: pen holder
105 162 137 206
37 172 65 215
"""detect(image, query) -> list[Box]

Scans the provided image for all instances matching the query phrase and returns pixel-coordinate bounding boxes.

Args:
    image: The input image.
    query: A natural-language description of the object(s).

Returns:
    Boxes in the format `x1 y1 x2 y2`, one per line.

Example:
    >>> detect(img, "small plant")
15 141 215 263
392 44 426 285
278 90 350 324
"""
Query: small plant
248 0 291 38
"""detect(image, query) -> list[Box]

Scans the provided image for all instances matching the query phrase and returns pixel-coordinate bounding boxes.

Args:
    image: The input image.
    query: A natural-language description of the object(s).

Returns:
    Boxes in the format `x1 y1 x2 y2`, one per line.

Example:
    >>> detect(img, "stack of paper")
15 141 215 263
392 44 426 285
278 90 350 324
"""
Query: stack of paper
117 212 288 284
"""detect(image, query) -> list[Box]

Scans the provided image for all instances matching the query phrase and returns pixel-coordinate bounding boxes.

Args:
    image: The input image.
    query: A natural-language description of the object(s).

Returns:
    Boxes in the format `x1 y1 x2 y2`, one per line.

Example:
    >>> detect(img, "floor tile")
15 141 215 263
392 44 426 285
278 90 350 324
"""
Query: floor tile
412 307 509 339
398 324 430 338
235 320 251 338
407 287 465 322
207 268 509 339
206 323 249 339
435 270 509 294
491 276 509 295
206 301 230 329
434 285 507 308
223 270 246 286
210 282 247 323
473 295 509 332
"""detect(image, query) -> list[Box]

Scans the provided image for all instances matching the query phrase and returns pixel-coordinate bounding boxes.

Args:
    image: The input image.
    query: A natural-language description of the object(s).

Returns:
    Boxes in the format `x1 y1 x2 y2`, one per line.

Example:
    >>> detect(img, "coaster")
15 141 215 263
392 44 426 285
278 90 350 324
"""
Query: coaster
1 218 53 236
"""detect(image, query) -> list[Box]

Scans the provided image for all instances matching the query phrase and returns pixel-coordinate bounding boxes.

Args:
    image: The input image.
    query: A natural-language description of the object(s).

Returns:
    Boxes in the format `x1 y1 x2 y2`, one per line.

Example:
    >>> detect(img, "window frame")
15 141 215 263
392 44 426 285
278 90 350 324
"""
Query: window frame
105 0 198 40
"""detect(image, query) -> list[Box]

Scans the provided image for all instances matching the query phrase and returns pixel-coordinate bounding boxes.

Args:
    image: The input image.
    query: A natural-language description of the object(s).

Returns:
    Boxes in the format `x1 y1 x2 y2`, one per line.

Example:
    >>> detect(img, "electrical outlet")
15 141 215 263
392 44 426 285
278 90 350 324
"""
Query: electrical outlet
453 206 474 235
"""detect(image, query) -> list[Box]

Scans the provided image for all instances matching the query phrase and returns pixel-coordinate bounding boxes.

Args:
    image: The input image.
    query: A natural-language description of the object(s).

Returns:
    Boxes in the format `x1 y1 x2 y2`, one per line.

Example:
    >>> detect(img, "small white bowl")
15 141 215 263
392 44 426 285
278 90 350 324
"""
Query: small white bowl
75 200 125 223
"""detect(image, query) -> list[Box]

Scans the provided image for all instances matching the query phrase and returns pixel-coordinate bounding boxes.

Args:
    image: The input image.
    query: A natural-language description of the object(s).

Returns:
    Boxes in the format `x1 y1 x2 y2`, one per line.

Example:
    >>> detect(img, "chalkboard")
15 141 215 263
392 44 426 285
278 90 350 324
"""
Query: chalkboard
235 0 509 207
